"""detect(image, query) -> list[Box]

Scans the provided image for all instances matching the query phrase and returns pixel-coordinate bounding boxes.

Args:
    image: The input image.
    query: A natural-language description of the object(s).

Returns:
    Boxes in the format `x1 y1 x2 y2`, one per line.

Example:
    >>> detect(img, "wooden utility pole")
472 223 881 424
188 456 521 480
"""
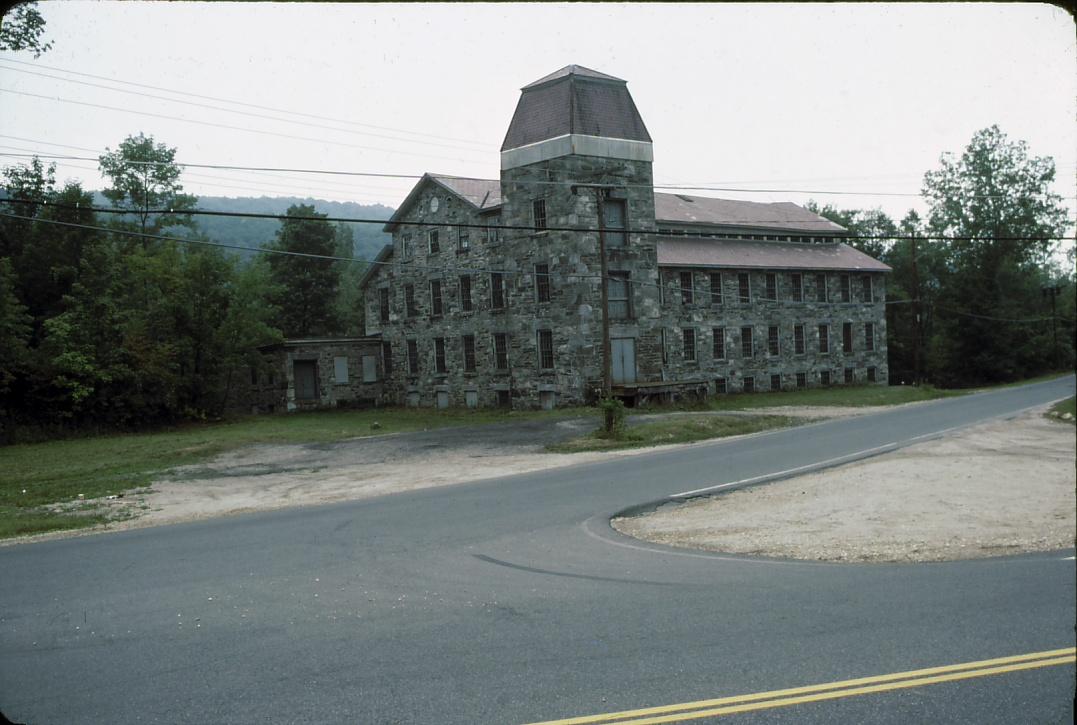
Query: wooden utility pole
911 233 922 385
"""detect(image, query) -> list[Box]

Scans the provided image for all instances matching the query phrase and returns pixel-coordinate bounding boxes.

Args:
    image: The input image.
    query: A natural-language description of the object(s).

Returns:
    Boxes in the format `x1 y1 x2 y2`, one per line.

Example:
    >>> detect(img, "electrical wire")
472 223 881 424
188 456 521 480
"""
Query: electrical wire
0 57 494 148
0 62 491 155
4 197 1074 242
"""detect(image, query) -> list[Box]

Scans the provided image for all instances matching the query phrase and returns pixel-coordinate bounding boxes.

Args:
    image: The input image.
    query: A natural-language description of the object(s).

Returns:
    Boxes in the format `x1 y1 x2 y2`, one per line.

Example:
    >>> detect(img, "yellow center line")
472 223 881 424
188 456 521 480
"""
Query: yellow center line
524 647 1076 725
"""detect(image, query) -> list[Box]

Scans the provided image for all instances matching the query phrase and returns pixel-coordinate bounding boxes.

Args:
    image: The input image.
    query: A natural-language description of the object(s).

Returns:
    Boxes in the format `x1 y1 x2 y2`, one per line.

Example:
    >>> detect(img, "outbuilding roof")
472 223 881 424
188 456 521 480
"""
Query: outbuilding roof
657 237 891 272
654 193 846 234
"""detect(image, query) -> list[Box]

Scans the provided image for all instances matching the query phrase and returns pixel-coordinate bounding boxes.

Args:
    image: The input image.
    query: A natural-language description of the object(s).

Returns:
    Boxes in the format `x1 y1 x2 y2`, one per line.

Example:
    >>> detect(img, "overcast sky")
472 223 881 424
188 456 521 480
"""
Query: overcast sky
1 2 1074 227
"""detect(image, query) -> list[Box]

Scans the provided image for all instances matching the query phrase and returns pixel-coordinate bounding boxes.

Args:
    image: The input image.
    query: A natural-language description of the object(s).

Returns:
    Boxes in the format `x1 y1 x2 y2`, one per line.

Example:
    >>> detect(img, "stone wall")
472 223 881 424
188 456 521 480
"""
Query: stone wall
244 339 385 414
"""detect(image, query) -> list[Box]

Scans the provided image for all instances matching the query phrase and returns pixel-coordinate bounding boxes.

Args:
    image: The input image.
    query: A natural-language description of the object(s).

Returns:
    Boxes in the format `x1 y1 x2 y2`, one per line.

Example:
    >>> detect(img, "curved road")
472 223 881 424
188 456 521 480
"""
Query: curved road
2 377 1074 724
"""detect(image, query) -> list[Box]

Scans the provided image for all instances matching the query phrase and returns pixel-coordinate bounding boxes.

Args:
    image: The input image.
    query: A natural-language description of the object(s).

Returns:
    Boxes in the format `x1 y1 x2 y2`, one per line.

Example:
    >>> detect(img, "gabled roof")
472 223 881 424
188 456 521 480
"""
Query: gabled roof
657 237 891 272
358 244 393 289
382 174 502 233
654 193 846 234
502 65 652 151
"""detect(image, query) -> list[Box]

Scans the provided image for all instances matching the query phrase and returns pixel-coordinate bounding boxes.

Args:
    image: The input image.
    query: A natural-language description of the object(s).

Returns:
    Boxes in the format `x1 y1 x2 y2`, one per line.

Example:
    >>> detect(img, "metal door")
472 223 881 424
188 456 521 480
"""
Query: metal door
611 338 636 384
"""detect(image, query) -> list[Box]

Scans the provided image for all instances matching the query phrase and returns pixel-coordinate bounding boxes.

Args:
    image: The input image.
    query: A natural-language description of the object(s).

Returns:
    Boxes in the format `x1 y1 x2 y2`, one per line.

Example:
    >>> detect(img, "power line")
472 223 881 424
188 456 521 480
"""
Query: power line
5 150 1073 201
0 57 494 149
4 198 1074 242
0 89 493 166
0 62 491 156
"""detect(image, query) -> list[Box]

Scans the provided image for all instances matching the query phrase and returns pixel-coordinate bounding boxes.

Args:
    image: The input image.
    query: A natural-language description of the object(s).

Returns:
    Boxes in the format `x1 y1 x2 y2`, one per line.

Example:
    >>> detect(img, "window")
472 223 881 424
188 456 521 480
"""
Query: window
334 356 349 384
493 333 509 370
738 273 751 303
462 334 476 372
496 389 511 407
791 273 803 302
430 279 443 317
793 324 805 355
535 263 551 303
844 367 854 384
603 198 627 247
401 233 411 258
407 339 419 375
680 271 694 304
865 322 875 351
840 274 851 302
767 325 780 356
428 229 440 254
491 272 505 309
709 273 723 305
459 275 472 312
816 273 828 302
532 199 547 231
457 228 470 251
712 327 725 359
405 284 417 317
867 366 877 382
608 271 631 319
716 377 727 394
683 328 697 362
862 275 873 303
818 324 830 354
538 329 554 369
771 373 781 391
765 273 777 301
796 372 806 389
741 326 754 358
820 369 831 386
434 337 447 373
743 376 755 393
486 218 501 244
382 341 392 377
378 287 390 324
842 322 853 353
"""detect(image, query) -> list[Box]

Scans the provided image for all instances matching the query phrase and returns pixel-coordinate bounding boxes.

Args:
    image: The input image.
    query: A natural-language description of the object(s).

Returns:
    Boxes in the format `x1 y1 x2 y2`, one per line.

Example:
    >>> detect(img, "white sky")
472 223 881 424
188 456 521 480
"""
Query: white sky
1 2 1074 226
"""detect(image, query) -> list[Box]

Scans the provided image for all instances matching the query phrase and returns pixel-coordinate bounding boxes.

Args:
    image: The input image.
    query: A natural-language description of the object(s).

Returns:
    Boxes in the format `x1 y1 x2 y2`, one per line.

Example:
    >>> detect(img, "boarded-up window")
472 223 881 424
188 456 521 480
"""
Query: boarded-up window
379 287 390 323
382 341 392 376
844 367 854 384
362 355 377 383
796 372 806 389
603 198 627 247
608 272 631 319
771 373 781 391
405 284 417 317
334 356 349 384
843 322 853 353
821 370 831 386
867 366 877 382
294 360 318 400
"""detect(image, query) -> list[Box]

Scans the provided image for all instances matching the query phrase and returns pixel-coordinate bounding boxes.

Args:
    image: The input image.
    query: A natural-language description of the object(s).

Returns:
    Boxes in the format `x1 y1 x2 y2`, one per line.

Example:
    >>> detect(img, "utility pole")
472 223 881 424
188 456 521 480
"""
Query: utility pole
911 233 922 385
1042 284 1061 369
572 184 614 400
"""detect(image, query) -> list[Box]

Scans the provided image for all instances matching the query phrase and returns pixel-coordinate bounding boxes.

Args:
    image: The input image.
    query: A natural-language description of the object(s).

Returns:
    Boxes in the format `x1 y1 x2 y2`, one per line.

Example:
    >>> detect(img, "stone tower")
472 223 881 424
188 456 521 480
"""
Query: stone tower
497 65 663 400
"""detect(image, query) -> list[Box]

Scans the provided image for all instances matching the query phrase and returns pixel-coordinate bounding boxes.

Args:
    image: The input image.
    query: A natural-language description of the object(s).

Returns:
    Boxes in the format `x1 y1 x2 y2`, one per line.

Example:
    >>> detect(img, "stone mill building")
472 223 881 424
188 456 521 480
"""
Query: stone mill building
360 65 890 409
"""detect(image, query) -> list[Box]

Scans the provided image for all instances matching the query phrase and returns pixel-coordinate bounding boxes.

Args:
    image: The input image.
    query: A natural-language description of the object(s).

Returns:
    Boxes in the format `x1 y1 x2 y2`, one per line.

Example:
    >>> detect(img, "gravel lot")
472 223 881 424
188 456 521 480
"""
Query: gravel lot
612 406 1076 562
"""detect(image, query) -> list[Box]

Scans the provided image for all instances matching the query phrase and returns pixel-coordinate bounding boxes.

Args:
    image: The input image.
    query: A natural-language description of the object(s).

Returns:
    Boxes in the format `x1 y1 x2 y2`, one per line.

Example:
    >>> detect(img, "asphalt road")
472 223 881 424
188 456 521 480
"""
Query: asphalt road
2 377 1074 724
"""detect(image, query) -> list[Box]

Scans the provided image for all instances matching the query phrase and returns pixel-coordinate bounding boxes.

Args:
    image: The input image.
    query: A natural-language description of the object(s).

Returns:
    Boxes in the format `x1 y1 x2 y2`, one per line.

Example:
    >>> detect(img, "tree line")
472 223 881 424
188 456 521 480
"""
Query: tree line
0 134 366 442
807 125 1074 388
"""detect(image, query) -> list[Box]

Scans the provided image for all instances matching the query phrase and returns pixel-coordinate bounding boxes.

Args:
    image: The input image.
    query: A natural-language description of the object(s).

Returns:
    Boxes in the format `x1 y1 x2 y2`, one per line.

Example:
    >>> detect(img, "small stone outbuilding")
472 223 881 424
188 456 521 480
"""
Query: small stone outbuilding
246 337 386 413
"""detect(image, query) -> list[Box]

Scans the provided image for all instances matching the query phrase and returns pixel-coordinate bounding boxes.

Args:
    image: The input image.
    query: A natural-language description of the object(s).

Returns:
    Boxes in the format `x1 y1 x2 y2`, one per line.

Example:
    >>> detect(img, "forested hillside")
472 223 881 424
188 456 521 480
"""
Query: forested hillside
90 192 395 261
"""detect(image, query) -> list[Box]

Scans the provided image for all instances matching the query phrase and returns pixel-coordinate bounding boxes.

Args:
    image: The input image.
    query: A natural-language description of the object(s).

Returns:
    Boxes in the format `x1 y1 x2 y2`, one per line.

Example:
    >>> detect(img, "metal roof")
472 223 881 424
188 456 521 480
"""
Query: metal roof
654 193 846 233
382 174 502 233
501 66 652 151
657 237 891 272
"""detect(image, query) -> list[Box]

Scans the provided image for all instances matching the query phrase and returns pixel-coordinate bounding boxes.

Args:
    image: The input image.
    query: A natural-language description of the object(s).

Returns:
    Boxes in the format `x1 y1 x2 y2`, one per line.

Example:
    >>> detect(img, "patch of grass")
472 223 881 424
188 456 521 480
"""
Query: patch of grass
699 384 963 411
1046 397 1076 425
0 405 597 539
546 413 797 453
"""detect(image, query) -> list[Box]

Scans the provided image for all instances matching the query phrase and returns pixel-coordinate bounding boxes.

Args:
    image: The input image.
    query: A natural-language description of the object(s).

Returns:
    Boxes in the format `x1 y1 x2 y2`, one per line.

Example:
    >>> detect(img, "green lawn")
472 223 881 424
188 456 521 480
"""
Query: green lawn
546 413 798 453
701 383 963 411
1046 397 1076 425
0 405 595 539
